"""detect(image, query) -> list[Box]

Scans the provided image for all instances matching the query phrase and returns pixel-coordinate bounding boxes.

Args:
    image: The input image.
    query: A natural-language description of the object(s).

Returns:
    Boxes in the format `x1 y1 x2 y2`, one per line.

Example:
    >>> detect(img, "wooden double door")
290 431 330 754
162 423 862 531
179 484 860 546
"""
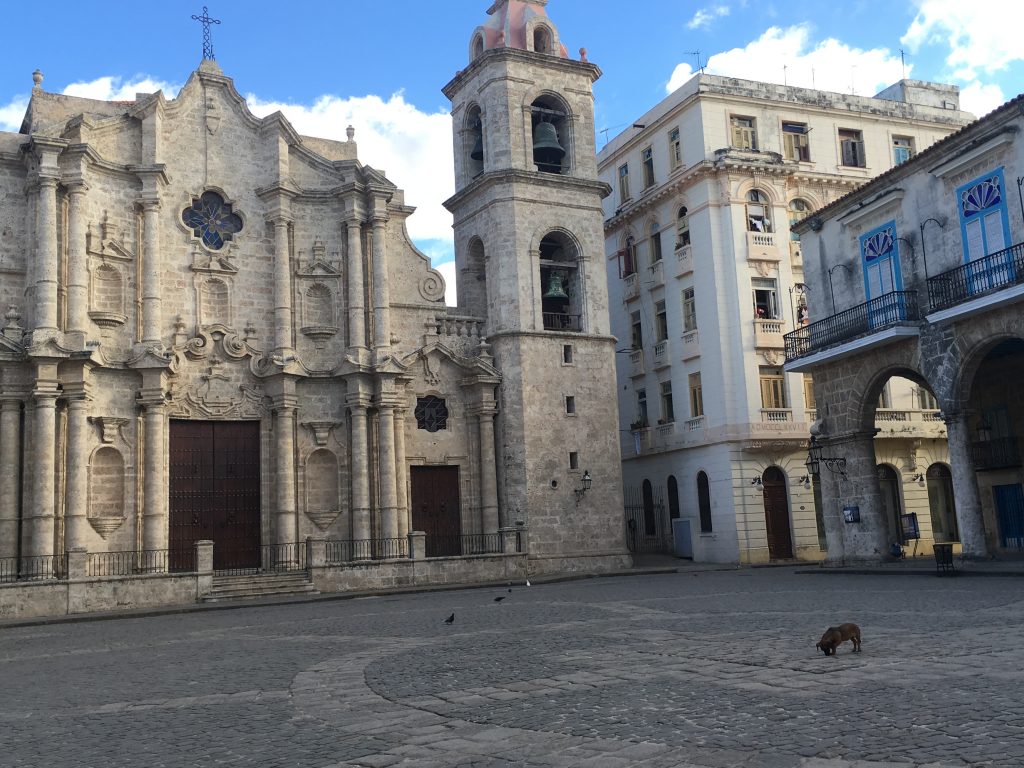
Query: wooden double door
410 466 461 557
762 467 794 560
169 421 261 570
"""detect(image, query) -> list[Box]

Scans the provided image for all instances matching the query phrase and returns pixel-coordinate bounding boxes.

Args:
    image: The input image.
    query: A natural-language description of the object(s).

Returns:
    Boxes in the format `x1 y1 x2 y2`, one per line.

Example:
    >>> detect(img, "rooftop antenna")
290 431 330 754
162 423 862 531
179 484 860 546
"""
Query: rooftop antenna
191 6 221 61
685 51 704 75
900 49 907 80
783 65 788 87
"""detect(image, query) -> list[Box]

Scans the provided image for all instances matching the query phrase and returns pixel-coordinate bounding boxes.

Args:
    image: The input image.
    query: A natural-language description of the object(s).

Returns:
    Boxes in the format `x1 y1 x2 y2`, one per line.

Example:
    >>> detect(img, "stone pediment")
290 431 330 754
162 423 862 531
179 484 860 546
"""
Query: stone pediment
401 342 501 387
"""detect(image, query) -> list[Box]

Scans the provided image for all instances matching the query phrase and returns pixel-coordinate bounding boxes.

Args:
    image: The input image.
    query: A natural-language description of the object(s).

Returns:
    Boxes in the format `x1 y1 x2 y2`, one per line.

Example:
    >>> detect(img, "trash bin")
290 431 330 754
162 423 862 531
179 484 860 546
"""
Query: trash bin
933 543 955 575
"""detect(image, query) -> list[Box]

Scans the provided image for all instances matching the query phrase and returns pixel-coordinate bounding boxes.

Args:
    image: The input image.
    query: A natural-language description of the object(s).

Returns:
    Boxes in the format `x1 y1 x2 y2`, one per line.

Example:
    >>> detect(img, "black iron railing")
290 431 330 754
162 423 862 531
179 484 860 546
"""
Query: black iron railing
0 554 65 583
928 242 1024 312
214 542 307 576
542 312 581 332
425 532 502 558
971 437 1021 470
784 291 920 362
85 549 195 577
325 538 407 563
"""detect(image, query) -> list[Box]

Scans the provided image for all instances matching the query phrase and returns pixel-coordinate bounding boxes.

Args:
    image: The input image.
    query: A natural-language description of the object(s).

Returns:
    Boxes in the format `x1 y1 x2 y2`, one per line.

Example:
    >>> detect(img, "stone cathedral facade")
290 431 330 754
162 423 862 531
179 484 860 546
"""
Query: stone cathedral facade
0 0 628 580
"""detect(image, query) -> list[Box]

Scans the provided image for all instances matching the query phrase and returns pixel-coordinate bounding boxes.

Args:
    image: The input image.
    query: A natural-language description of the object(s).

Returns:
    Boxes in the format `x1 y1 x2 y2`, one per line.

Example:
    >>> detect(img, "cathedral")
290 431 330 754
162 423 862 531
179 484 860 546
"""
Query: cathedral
0 0 628 593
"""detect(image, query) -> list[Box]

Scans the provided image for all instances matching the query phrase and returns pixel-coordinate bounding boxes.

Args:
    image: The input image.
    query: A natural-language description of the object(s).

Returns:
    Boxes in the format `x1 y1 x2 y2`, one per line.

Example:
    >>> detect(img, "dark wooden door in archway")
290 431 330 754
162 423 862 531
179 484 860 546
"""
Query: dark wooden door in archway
762 467 794 560
169 421 261 571
410 466 461 557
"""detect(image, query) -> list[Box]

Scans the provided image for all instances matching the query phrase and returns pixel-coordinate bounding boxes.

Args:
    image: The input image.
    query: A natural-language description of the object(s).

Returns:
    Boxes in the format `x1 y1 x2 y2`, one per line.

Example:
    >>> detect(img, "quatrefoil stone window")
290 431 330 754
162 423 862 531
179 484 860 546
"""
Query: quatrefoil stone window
182 191 243 250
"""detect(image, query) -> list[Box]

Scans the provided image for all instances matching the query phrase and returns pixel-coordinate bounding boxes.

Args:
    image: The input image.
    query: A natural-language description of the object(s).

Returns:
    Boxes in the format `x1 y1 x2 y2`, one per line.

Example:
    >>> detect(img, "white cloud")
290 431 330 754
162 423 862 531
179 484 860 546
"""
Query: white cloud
246 92 455 245
435 260 457 307
667 24 906 97
958 81 1006 118
0 97 27 132
62 75 180 101
687 5 730 30
902 0 1024 82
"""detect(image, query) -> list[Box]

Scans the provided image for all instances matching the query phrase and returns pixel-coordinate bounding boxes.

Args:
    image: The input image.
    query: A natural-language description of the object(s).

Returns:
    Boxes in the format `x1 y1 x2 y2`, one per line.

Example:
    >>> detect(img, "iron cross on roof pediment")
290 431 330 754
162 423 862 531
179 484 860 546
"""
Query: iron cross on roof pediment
191 6 222 61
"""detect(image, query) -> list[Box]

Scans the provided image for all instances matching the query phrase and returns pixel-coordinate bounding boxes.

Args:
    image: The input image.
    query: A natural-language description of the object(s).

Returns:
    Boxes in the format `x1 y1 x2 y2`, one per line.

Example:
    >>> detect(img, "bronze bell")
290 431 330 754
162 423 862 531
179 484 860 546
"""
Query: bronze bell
542 271 568 300
533 121 565 172
470 133 484 162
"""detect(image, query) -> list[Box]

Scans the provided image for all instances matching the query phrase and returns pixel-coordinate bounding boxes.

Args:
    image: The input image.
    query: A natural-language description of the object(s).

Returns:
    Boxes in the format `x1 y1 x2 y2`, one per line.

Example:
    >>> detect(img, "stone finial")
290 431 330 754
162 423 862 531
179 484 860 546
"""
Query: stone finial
346 125 355 141
579 47 588 62
32 69 43 89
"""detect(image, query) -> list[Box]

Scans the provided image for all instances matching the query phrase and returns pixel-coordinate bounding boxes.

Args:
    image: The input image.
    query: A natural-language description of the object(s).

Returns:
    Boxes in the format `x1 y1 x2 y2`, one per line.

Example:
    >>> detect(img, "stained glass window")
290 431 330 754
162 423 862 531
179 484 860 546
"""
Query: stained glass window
182 191 243 250
415 396 449 432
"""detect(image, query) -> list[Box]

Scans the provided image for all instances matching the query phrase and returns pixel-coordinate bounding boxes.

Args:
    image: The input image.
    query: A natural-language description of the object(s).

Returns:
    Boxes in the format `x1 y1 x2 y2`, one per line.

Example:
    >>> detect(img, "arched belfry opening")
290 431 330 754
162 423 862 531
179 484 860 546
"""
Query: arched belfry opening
533 24 552 54
530 95 569 174
466 104 484 178
538 231 581 332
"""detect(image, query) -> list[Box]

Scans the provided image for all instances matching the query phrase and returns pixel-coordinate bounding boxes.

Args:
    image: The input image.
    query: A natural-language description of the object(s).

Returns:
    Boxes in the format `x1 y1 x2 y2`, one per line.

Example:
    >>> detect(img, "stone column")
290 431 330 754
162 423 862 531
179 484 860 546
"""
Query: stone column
944 413 989 558
349 401 371 542
65 183 89 340
377 404 399 541
34 177 60 335
27 384 58 559
141 398 167 552
140 200 162 346
394 407 409 539
274 398 298 546
63 391 91 550
371 215 391 354
477 407 499 535
0 397 23 560
272 216 293 359
345 217 366 350
824 432 889 561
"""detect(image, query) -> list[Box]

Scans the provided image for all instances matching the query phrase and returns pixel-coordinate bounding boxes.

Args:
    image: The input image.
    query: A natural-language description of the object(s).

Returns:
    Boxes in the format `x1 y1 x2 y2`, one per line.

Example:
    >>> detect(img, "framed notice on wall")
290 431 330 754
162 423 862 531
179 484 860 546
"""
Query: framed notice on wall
901 512 921 541
842 505 860 523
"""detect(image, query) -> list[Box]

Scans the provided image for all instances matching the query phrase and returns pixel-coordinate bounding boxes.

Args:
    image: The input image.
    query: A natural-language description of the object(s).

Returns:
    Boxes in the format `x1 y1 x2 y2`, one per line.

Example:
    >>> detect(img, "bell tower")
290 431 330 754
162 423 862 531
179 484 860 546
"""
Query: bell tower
443 0 629 574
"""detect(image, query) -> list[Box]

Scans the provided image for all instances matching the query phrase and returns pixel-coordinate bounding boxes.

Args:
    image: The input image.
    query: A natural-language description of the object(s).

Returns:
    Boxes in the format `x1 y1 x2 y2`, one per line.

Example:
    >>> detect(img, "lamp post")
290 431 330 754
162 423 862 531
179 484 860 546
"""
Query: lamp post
918 217 946 281
574 470 593 505
827 263 851 314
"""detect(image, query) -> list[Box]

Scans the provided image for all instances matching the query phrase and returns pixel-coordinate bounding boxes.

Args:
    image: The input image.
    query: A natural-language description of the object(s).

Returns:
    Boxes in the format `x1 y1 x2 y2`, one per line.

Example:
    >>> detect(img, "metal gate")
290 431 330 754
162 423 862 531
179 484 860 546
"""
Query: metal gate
169 421 261 571
624 483 672 554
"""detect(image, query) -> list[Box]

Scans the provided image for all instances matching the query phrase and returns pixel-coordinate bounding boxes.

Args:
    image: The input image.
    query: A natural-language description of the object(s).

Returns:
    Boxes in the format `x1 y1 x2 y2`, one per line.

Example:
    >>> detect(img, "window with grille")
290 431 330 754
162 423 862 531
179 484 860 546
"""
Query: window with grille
415 396 449 432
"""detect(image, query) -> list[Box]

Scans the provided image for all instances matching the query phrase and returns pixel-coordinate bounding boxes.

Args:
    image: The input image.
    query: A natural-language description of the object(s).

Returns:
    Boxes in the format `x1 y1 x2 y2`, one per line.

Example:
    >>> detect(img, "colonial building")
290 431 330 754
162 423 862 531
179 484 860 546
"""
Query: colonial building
0 0 627 591
598 75 972 564
787 93 1024 562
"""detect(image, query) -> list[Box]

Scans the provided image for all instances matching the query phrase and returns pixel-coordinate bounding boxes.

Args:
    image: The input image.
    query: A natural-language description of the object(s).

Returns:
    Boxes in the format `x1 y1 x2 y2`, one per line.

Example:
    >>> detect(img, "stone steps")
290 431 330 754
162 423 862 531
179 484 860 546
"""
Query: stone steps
202 571 319 602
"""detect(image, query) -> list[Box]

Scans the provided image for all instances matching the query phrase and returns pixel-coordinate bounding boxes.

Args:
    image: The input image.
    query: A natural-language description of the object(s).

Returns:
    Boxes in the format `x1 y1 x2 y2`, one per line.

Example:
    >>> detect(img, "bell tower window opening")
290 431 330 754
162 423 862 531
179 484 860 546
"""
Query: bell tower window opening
533 25 552 54
531 97 569 175
466 105 484 178
472 33 484 61
539 231 582 332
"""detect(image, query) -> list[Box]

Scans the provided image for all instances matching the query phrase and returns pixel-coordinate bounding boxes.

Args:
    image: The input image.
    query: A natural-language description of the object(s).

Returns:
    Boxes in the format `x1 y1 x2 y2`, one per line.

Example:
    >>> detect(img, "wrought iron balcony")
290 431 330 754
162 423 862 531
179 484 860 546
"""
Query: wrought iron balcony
970 437 1021 470
542 312 581 332
927 241 1024 313
784 291 920 362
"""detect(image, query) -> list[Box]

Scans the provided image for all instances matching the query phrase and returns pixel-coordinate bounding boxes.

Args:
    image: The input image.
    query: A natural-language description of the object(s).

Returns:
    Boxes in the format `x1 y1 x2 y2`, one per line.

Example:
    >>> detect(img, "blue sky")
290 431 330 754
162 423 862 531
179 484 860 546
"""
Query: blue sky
2 1 1021 302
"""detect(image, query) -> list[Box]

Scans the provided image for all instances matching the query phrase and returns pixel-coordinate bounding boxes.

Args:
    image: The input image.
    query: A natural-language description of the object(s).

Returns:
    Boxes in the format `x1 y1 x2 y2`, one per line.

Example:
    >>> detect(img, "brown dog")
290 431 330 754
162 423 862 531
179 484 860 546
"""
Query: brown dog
816 623 862 655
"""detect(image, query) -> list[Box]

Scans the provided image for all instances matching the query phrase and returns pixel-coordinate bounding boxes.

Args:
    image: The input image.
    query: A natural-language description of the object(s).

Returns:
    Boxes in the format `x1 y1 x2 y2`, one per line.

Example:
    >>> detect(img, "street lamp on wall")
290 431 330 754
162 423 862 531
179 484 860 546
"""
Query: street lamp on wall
827 263 851 314
798 474 812 490
805 436 848 480
912 472 926 487
918 217 946 280
751 475 764 493
574 470 592 504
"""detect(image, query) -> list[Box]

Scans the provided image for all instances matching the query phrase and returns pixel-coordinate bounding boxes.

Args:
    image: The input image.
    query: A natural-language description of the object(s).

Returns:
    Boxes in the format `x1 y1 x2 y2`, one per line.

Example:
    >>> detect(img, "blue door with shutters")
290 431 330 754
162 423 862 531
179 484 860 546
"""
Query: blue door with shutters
993 484 1024 550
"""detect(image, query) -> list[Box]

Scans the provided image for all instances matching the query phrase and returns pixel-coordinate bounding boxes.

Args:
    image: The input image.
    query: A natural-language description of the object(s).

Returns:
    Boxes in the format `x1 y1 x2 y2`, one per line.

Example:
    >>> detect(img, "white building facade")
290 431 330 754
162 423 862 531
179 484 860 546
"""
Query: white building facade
599 75 972 564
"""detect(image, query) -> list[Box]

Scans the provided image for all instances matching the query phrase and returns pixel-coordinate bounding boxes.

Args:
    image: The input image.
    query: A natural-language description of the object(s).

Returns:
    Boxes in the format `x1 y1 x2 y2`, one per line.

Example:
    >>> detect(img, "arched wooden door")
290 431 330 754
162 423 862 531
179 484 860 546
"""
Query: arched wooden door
762 467 793 560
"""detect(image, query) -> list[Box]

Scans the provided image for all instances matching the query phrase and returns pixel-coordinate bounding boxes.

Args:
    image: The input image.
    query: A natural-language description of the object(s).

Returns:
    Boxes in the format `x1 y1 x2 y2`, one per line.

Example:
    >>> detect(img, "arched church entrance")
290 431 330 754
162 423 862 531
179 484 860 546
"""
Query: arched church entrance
168 420 261 571
762 466 793 559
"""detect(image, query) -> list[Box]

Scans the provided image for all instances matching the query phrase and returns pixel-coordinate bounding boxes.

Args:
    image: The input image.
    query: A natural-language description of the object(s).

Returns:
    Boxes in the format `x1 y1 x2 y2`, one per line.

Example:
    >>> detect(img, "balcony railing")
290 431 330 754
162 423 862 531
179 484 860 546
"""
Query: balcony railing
971 437 1021 470
542 312 581 332
927 241 1024 312
784 291 920 362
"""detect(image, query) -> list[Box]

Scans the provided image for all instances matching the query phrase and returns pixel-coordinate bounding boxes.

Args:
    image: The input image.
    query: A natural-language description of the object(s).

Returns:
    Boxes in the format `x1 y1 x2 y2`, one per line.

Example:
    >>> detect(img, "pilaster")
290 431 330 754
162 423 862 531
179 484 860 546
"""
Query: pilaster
26 362 60 559
345 216 367 352
0 396 24 560
63 378 92 551
138 370 168 552
347 391 371 543
475 403 500 534
269 380 299 546
370 203 391 356
65 181 90 345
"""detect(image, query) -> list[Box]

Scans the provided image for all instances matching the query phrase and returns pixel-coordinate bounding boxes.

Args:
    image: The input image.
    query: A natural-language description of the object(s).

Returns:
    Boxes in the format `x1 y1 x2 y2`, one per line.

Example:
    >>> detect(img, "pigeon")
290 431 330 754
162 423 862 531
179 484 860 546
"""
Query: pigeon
443 612 455 624
494 596 506 603
525 579 531 587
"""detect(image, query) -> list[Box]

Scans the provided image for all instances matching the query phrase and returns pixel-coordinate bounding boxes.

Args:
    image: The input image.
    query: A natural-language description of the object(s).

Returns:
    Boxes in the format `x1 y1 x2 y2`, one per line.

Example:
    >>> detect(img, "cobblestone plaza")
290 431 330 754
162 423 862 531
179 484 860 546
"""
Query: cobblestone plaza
3 569 1022 767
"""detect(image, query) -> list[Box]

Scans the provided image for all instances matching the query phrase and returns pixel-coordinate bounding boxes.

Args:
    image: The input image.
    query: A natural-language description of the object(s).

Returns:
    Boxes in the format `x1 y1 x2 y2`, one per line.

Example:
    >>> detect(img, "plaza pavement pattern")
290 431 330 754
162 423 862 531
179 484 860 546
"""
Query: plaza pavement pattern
2 569 1022 767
